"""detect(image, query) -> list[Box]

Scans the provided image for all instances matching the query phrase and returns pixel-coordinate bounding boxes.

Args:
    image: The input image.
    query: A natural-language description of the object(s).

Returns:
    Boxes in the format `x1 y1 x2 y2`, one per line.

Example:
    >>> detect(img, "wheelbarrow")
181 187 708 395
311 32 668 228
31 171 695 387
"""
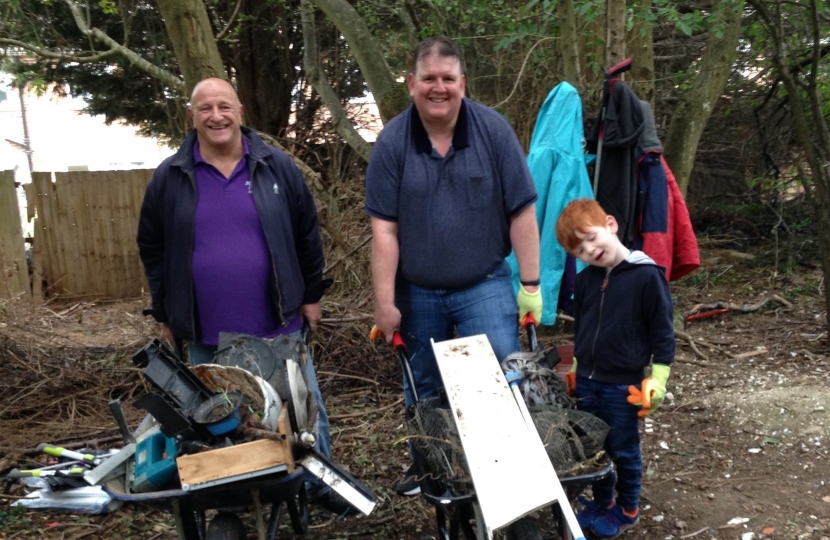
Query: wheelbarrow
372 321 614 540
105 466 308 540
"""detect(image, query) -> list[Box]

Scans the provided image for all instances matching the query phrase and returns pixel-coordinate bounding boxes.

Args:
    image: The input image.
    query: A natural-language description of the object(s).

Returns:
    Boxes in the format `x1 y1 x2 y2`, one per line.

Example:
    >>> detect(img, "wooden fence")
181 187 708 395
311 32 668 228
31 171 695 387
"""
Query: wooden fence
23 169 154 299
0 170 30 300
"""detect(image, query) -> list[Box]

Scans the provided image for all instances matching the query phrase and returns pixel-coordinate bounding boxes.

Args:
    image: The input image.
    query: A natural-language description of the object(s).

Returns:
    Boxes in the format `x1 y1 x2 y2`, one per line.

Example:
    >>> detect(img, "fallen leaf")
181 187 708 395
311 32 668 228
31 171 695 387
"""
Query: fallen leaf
823 495 830 503
763 527 775 535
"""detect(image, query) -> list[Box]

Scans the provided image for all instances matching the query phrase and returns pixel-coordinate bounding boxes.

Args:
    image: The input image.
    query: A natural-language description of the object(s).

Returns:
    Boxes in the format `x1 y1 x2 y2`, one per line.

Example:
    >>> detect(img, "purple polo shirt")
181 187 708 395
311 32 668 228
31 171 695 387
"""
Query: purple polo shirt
192 139 301 345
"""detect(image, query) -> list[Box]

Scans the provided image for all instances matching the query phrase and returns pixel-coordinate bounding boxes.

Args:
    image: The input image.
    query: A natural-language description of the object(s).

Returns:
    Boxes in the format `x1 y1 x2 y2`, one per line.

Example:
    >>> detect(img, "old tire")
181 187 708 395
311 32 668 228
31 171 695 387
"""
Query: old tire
206 512 246 540
506 517 544 540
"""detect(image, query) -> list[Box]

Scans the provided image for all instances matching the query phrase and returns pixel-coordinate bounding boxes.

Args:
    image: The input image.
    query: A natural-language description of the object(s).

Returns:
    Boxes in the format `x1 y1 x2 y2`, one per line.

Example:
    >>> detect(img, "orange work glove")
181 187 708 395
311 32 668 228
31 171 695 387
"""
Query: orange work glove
564 358 577 396
627 364 671 417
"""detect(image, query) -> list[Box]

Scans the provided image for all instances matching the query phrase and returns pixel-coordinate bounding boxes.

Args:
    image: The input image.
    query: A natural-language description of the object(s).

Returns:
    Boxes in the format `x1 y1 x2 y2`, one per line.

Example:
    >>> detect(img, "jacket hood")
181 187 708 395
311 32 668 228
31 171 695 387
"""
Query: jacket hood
529 82 585 158
626 250 657 266
638 101 663 153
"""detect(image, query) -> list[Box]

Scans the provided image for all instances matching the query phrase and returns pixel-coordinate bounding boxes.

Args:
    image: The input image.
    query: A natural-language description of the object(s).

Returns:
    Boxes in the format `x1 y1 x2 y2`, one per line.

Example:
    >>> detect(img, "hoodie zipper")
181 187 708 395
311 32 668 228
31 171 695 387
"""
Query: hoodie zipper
589 269 611 380
250 159 286 327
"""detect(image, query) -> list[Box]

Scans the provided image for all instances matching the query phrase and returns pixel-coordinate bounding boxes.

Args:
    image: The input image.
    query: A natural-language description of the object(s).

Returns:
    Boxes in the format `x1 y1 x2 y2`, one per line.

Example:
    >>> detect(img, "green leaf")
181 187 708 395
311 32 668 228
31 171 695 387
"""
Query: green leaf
761 437 780 445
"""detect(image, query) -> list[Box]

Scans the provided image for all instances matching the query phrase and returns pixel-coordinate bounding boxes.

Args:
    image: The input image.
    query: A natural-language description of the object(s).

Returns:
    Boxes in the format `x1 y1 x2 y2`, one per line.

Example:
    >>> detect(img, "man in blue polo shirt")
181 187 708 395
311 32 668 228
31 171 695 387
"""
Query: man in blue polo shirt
137 78 345 513
366 37 543 495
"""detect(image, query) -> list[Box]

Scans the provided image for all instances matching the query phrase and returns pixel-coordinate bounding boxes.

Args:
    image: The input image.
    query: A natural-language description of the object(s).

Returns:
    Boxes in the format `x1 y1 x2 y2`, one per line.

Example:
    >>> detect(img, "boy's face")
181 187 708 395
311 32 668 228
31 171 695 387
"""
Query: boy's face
570 215 627 268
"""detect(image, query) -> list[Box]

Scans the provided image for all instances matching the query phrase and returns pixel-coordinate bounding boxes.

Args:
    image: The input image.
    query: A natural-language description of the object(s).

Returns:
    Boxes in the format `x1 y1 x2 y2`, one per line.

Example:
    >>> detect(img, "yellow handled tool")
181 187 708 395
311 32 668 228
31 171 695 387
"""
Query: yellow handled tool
36 443 101 465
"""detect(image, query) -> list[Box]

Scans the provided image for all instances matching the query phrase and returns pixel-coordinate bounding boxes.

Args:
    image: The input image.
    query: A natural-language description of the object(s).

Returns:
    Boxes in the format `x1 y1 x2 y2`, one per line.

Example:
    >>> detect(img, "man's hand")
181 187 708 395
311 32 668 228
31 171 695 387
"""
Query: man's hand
564 358 577 396
374 303 401 344
517 283 543 324
627 364 671 417
161 323 173 343
300 303 322 332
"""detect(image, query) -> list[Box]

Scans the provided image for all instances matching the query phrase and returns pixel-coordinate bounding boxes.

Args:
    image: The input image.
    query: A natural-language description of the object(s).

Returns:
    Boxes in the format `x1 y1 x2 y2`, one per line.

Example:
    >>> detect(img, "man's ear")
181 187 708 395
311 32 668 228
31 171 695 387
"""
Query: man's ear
606 214 619 234
406 72 415 97
187 107 194 123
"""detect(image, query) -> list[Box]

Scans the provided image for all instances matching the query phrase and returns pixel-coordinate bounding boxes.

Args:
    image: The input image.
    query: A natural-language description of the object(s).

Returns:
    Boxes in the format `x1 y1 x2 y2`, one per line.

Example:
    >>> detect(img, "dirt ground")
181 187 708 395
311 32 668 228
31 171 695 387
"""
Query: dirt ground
1 243 829 540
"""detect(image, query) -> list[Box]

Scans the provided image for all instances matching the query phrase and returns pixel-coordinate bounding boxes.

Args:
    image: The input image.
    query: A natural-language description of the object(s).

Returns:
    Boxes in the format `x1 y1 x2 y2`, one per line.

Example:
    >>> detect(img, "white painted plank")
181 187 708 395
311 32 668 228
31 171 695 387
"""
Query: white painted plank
432 335 561 536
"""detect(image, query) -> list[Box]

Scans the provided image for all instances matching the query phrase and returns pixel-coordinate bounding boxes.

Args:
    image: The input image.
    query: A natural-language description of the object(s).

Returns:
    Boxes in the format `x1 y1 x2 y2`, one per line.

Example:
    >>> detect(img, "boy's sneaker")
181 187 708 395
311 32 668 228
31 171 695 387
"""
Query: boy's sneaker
575 497 614 530
395 463 421 496
591 505 639 539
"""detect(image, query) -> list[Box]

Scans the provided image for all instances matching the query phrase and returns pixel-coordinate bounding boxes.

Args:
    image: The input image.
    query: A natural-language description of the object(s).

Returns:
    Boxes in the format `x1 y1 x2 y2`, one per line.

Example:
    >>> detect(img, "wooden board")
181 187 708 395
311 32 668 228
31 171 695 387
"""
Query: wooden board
432 335 561 537
0 171 29 299
176 439 290 488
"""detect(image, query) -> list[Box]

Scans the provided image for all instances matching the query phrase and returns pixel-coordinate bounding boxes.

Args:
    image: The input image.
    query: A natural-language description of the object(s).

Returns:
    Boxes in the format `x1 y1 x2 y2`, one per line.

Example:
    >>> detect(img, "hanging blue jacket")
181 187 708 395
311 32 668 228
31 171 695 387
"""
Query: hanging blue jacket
508 83 594 325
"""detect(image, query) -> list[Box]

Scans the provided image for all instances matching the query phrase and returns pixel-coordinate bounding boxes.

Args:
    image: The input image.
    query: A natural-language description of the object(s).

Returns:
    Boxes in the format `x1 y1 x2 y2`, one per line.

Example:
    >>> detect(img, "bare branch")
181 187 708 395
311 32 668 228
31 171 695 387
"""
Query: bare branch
300 0 372 162
62 0 185 95
216 0 245 41
491 37 554 110
0 38 118 62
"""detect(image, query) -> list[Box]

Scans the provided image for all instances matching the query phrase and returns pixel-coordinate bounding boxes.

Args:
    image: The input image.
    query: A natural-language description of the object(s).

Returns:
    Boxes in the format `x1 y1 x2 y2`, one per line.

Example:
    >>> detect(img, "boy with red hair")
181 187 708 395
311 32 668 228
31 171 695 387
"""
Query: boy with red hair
555 199 675 538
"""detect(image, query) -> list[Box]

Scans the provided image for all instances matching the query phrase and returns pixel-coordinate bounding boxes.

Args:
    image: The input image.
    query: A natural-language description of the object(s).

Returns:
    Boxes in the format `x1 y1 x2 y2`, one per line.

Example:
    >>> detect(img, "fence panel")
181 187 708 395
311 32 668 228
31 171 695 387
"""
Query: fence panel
0 170 29 300
28 169 153 298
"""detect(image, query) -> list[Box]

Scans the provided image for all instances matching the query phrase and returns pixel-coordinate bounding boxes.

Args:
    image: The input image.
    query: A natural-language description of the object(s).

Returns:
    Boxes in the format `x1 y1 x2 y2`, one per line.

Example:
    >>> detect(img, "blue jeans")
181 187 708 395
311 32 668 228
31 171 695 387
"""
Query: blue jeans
187 336 332 499
396 261 520 407
575 375 642 511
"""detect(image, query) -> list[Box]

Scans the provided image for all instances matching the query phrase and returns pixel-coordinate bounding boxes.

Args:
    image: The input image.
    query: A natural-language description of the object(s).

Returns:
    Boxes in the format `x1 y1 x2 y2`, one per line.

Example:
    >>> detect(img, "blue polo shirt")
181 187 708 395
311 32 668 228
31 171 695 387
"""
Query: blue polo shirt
365 99 537 290
191 140 301 344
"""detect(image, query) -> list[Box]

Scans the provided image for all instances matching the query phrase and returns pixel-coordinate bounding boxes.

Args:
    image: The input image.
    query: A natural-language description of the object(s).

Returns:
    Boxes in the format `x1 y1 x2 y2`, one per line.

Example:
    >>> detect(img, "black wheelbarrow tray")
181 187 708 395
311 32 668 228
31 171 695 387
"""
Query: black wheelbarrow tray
104 466 309 540
418 434 614 540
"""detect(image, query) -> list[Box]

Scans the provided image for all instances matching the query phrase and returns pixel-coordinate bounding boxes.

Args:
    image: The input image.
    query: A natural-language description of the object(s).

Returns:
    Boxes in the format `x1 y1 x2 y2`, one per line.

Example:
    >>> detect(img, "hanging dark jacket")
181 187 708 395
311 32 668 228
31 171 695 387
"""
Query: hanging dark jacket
136 127 326 341
587 80 644 246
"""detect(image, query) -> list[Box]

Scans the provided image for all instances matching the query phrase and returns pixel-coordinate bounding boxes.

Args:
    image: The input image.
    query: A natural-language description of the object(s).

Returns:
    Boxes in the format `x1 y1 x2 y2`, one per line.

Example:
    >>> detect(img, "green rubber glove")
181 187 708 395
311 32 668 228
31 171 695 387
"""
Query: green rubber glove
627 364 671 417
564 358 577 395
517 283 543 325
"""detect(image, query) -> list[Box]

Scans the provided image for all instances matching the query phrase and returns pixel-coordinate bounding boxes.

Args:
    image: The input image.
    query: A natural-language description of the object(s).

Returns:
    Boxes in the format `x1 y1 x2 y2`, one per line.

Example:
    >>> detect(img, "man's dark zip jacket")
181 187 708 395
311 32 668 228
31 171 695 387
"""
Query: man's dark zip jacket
573 251 675 386
137 127 326 342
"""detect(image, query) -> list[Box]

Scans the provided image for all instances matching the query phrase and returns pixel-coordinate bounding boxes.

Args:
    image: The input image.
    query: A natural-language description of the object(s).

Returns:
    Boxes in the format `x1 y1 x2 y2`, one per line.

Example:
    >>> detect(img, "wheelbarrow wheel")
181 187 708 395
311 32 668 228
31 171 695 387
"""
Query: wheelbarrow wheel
206 512 246 540
506 517 543 540
286 484 309 534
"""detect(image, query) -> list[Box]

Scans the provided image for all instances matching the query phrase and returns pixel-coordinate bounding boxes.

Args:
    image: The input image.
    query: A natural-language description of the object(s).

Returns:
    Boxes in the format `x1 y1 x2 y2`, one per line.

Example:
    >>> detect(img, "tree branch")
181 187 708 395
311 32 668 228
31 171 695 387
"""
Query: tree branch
0 38 118 62
63 0 186 95
300 0 373 163
310 0 411 123
216 0 245 41
492 37 554 109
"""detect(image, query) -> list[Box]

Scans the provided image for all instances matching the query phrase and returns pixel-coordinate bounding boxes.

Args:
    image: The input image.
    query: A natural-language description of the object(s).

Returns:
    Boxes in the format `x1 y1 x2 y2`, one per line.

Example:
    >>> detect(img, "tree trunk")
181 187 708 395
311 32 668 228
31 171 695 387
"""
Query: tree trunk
606 0 627 66
228 0 299 137
662 0 744 196
626 0 655 107
310 0 410 123
558 0 583 93
155 0 226 96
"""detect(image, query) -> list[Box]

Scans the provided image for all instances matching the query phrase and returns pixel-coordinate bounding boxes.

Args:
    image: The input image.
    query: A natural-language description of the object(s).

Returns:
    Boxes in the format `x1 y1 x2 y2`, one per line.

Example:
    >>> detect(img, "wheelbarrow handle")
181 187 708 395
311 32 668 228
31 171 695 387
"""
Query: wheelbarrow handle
370 326 419 403
520 313 538 352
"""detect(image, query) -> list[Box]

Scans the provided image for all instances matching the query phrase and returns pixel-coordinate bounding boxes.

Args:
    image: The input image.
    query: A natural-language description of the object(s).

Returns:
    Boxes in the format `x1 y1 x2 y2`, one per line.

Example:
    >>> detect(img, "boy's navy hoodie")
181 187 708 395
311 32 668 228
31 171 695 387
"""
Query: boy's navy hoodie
573 251 675 386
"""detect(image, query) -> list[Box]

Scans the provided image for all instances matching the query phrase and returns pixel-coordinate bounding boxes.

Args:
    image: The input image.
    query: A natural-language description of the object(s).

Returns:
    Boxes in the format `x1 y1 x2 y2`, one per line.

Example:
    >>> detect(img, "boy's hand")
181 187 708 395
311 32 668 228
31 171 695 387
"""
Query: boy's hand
564 358 577 396
627 364 671 417
517 283 543 324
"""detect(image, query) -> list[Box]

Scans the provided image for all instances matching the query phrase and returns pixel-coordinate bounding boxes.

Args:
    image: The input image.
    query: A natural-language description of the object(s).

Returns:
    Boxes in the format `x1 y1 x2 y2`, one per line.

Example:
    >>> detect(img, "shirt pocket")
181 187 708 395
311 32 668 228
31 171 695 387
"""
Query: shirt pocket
467 174 494 209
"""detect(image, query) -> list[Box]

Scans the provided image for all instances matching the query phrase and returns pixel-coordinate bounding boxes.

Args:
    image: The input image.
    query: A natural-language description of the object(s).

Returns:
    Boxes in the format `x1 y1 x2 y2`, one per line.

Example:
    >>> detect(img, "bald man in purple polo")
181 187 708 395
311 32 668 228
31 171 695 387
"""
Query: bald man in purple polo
137 78 345 513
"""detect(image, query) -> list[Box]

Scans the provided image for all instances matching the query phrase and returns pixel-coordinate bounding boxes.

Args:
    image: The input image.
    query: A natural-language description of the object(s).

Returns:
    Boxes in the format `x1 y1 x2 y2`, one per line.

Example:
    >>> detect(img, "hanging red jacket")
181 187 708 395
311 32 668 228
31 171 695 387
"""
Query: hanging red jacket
634 152 700 281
